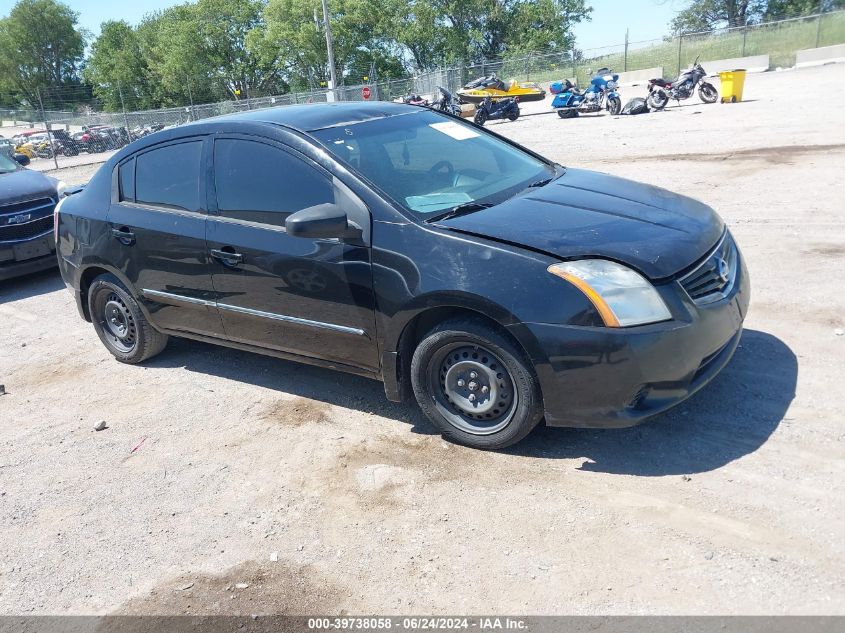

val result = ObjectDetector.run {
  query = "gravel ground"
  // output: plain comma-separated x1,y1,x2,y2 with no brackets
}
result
1,64,843,615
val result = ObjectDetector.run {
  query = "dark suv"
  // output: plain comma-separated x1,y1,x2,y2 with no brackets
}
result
0,151,65,281
56,102,749,449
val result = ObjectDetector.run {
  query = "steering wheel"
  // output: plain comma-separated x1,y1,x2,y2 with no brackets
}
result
428,160,455,183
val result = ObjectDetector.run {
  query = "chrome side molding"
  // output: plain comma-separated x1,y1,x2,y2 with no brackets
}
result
141,288,365,336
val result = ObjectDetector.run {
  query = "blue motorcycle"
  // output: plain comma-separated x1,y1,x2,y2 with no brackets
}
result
550,68,622,119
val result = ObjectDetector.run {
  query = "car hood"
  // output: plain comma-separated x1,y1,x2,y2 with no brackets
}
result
436,168,724,279
0,169,58,205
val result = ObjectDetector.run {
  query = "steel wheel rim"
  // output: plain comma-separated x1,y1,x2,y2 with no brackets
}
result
100,292,137,353
428,343,517,435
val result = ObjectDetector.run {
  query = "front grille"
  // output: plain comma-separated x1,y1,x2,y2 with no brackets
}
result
679,231,738,304
0,197,55,243
0,216,53,242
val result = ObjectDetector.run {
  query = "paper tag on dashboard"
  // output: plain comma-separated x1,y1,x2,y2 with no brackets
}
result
429,121,479,140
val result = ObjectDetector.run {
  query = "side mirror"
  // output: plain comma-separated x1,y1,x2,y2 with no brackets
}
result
14,153,30,167
285,203,358,240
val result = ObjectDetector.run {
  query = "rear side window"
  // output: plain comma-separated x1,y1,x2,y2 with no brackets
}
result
213,139,333,226
135,141,203,212
119,158,135,202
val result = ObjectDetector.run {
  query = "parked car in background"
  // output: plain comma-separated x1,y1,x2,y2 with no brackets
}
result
0,151,66,281
55,102,749,449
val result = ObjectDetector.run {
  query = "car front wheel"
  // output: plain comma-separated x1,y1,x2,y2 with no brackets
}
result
88,273,169,364
411,317,544,449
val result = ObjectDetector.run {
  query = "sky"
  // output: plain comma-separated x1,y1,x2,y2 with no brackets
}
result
0,0,684,52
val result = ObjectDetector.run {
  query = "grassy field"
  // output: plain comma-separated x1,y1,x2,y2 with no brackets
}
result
501,11,845,86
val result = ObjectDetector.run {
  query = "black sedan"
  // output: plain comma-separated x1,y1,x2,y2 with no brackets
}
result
55,102,749,449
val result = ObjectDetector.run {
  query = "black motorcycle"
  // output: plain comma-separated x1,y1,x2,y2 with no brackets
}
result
473,96,520,126
431,86,462,116
647,56,718,110
50,129,81,156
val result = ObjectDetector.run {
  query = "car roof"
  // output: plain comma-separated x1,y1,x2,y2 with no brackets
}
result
195,101,420,132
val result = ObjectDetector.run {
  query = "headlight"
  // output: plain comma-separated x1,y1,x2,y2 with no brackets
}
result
548,260,672,327
606,80,617,90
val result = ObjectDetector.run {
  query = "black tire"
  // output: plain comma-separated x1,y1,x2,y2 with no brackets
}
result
607,96,622,116
699,82,718,104
557,108,578,119
474,110,488,126
410,317,544,450
88,273,168,364
507,108,519,121
647,89,668,111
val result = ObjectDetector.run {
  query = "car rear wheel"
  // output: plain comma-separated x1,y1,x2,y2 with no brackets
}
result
411,317,544,449
88,273,168,364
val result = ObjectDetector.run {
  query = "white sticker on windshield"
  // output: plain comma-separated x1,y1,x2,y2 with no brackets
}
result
429,121,479,140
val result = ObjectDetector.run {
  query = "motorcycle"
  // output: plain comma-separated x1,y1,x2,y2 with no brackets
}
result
474,96,520,126
401,94,429,107
647,56,718,110
48,130,80,156
550,68,622,119
431,86,462,116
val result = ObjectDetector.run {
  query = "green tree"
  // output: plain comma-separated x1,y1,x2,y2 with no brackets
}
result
764,0,845,19
258,0,406,89
670,0,765,33
386,0,447,71
422,0,591,63
84,20,157,111
191,0,286,98
0,0,87,109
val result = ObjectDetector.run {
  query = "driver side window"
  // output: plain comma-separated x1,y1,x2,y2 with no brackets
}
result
213,139,334,227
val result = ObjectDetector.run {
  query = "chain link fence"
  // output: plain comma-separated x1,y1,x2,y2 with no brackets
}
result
2,9,843,172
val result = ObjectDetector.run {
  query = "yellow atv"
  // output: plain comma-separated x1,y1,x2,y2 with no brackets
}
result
13,141,36,160
456,74,546,104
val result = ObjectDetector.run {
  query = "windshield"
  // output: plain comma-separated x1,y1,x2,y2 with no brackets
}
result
0,152,20,174
311,110,551,217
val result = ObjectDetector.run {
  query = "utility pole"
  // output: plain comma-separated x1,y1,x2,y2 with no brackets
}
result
117,81,131,134
624,29,629,72
677,34,683,77
321,0,338,102
815,0,824,48
36,88,59,170
185,76,195,121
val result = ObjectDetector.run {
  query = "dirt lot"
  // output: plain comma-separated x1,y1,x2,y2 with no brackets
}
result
1,64,844,616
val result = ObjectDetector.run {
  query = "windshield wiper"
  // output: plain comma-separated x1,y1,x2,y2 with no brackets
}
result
426,201,494,223
528,176,554,188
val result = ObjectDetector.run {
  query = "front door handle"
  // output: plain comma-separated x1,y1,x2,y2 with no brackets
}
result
111,226,135,245
210,247,244,267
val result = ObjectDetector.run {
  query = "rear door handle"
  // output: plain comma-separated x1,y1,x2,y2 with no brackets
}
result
210,247,244,267
111,226,135,245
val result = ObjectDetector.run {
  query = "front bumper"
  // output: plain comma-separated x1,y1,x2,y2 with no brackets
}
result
517,249,750,428
0,235,57,281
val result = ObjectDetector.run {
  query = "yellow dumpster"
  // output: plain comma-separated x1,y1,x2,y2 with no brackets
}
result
719,69,746,103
